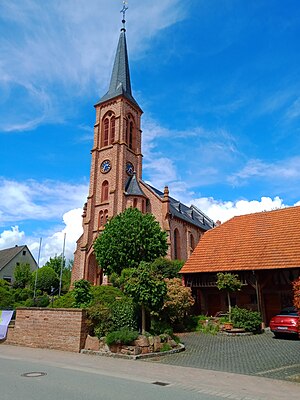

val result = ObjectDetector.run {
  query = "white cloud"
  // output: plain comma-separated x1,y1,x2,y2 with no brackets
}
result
0,178,88,225
230,157,300,186
0,226,25,249
193,196,286,223
0,209,83,266
0,0,184,132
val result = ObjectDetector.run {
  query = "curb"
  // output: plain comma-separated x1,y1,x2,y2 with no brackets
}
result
81,343,185,360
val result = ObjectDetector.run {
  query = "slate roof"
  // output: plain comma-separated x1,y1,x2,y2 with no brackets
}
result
0,245,27,271
125,174,146,197
143,183,215,231
95,30,140,109
181,206,300,274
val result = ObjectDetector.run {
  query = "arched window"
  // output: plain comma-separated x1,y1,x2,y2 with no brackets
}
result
101,180,109,202
174,228,181,260
99,211,104,229
110,116,115,144
133,198,138,208
125,114,135,150
101,112,115,147
190,233,195,251
104,209,108,224
103,118,109,147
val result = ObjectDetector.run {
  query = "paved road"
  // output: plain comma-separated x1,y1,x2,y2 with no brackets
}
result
1,344,299,400
147,330,300,382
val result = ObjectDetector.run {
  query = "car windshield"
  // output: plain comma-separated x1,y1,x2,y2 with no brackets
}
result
279,307,298,316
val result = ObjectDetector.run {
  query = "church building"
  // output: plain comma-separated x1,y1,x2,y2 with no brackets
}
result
71,15,215,286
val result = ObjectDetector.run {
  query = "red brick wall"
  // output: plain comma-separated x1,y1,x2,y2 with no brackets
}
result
5,308,88,353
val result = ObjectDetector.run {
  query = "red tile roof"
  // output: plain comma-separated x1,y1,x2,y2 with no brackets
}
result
181,206,300,274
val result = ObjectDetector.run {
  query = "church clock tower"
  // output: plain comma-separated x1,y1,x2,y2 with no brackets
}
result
72,10,145,285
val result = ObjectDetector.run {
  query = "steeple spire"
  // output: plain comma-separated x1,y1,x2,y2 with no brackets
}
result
96,2,140,108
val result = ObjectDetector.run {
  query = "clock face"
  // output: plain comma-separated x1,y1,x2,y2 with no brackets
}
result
126,162,134,176
100,159,111,174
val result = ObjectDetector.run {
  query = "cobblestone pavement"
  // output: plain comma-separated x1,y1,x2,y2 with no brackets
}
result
145,330,300,382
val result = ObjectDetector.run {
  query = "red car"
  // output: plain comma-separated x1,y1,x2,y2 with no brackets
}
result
269,307,299,338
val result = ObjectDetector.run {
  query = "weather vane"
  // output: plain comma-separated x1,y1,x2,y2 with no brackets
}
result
120,1,128,30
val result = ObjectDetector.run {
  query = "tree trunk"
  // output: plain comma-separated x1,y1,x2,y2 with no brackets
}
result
227,291,232,322
141,304,146,334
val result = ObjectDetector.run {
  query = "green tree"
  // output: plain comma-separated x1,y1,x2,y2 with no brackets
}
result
43,255,73,293
44,255,65,275
123,262,167,334
151,257,184,278
93,208,168,276
0,279,13,309
216,272,242,321
31,266,59,295
13,263,32,288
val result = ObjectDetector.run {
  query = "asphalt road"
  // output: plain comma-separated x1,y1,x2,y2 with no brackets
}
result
1,344,299,400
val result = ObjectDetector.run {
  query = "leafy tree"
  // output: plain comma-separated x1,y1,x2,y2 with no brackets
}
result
31,266,59,295
13,263,32,288
123,262,167,334
0,279,13,309
151,257,184,279
161,278,195,328
216,272,242,321
73,279,93,308
44,255,65,275
93,208,168,276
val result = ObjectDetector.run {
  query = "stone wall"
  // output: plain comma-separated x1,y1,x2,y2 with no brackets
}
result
5,308,88,352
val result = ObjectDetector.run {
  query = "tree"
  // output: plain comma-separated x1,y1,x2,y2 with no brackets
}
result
31,266,59,295
151,257,184,279
13,263,32,288
161,278,195,327
43,256,73,293
94,208,168,276
216,272,242,321
123,262,167,334
73,279,93,308
0,279,13,309
44,255,65,275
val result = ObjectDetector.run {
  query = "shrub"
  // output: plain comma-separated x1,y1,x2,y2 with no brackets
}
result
160,343,172,352
231,307,262,332
25,295,50,308
73,279,93,308
90,285,124,306
111,298,138,331
105,329,139,346
87,304,114,338
151,258,183,278
51,291,75,308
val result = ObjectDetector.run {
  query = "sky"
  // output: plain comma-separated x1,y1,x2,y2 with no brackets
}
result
1,0,300,265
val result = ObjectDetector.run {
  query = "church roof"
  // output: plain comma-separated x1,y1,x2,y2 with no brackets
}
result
181,205,300,274
125,173,146,197
0,245,27,270
144,183,215,231
95,29,140,109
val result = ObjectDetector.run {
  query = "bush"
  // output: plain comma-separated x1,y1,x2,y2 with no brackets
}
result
105,329,139,346
151,258,183,278
25,295,50,308
111,298,138,331
160,343,172,352
87,304,114,338
231,307,262,332
73,279,93,308
12,288,33,303
51,291,75,308
90,285,124,306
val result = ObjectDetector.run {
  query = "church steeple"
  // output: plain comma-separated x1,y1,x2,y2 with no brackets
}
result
96,7,140,109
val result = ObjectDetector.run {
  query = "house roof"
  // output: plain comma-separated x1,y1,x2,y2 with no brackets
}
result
143,182,215,231
181,206,300,274
95,29,140,110
0,245,27,271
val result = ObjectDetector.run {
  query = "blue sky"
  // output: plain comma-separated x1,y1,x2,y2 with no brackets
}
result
1,0,300,264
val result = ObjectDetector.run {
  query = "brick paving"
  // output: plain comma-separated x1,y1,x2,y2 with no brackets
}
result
145,330,300,382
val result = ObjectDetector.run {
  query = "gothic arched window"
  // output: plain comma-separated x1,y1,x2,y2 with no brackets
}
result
99,211,104,229
104,209,108,224
101,112,115,148
174,228,181,260
125,114,136,150
101,180,109,202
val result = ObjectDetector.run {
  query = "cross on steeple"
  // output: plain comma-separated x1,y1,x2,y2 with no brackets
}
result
120,1,128,31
